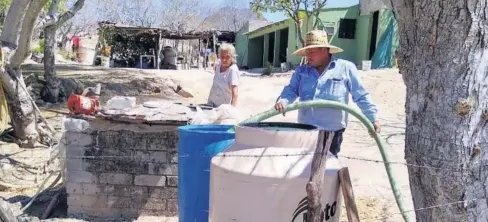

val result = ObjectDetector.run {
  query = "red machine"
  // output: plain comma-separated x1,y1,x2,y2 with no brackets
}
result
67,84,101,115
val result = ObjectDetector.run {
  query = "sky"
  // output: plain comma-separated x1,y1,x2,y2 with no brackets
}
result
217,0,360,22
73,0,361,27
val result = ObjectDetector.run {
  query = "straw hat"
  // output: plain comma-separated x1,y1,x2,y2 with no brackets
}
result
292,30,343,56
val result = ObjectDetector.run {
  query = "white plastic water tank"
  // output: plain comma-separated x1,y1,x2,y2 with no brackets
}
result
209,122,343,222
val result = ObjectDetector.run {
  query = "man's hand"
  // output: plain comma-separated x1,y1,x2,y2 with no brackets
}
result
274,102,286,116
373,120,381,133
369,120,381,137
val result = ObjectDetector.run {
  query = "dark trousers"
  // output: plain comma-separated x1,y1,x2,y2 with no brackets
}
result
326,128,345,156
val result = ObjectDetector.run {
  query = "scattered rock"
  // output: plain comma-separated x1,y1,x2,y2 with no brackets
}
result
0,158,12,170
24,73,39,87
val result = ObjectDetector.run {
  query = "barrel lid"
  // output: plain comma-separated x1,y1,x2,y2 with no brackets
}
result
234,122,319,149
239,122,317,131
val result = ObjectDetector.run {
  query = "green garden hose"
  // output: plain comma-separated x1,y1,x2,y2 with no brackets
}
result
238,100,411,222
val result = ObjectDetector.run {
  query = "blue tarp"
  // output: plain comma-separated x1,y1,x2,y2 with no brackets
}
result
371,15,399,69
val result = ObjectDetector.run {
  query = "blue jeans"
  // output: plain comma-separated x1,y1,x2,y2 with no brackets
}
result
327,128,345,156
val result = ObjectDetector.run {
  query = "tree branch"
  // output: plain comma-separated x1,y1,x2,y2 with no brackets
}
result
40,0,61,28
0,0,31,49
56,0,86,27
10,0,48,68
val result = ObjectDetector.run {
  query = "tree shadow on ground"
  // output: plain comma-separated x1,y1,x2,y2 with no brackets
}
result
4,186,66,221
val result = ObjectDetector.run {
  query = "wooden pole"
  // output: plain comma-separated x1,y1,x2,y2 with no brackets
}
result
339,167,360,222
212,31,216,54
198,39,201,67
306,130,335,222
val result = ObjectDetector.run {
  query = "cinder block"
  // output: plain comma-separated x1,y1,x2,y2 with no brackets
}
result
68,206,136,218
146,132,177,151
139,209,166,216
148,187,177,199
130,186,148,197
148,163,178,175
166,176,177,187
162,164,178,175
107,196,145,209
67,171,97,184
66,146,85,158
84,159,148,174
168,151,178,163
66,158,83,171
106,185,148,198
102,184,115,193
143,198,166,211
99,173,133,185
134,175,166,187
166,199,178,214
64,132,93,146
67,194,107,208
134,151,167,163
82,184,102,195
66,183,82,194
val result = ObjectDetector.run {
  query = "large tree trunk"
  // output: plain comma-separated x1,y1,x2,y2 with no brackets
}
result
392,1,488,221
0,0,50,147
42,24,60,103
0,0,31,50
41,0,85,103
42,0,61,103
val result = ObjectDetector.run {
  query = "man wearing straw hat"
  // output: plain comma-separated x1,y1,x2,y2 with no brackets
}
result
274,30,380,156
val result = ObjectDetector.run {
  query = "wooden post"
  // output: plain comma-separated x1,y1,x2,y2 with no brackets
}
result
339,167,360,222
212,31,216,53
156,32,160,69
198,38,201,67
306,130,335,222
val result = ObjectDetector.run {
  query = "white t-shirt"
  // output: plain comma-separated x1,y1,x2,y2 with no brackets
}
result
207,63,240,107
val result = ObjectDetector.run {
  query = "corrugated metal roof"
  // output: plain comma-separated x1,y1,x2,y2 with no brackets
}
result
248,20,273,32
243,18,290,35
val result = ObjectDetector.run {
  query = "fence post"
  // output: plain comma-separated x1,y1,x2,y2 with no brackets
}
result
306,130,335,222
339,167,360,222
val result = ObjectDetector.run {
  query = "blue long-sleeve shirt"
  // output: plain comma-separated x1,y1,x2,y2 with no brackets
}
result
277,58,378,131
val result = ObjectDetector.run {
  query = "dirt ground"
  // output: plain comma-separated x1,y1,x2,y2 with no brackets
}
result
0,64,413,221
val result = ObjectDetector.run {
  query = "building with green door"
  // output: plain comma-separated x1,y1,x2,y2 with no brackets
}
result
235,5,398,69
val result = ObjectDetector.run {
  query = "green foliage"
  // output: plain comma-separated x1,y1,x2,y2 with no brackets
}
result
100,26,158,60
0,0,11,13
262,61,273,76
32,39,45,54
59,48,75,60
250,0,296,18
250,0,326,21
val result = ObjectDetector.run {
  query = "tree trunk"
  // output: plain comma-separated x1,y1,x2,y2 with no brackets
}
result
0,0,50,147
41,0,85,102
295,19,305,47
41,24,60,103
0,0,31,49
392,1,488,221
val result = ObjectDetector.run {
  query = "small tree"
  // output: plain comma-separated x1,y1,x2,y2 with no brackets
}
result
250,0,327,46
41,0,85,103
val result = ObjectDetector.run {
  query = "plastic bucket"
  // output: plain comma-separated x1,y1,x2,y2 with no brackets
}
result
362,60,372,71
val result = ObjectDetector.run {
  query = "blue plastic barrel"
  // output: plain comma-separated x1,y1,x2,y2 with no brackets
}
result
178,125,236,222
